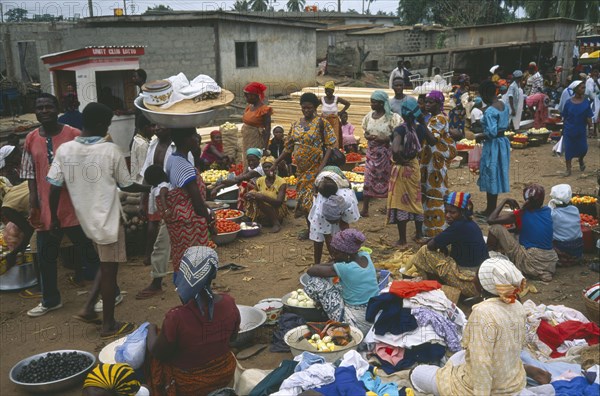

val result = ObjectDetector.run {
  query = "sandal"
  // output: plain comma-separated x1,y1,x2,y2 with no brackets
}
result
100,322,136,340
72,313,102,325
19,288,42,299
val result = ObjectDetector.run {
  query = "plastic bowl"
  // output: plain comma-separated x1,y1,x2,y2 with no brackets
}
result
211,229,239,245
239,222,262,237
284,325,364,362
134,96,216,128
282,291,327,322
253,299,283,325
231,305,267,348
9,350,96,394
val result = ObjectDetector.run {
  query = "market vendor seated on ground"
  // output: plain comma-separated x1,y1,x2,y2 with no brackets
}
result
83,363,148,396
410,192,489,298
487,183,558,282
305,229,379,336
146,246,240,396
200,130,231,170
548,184,584,267
245,156,288,233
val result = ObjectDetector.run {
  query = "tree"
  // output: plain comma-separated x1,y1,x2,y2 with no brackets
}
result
142,4,173,14
397,0,515,26
249,0,269,11
286,0,306,12
5,7,28,22
519,0,599,24
232,0,250,11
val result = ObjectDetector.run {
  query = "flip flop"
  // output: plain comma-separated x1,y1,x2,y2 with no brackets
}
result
135,289,164,300
72,314,102,325
100,322,136,340
19,289,42,299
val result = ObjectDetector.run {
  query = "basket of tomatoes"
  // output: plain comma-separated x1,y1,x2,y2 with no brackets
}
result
581,214,599,228
214,209,245,223
212,219,241,245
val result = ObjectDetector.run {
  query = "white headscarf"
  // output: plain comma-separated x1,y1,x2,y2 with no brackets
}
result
478,255,526,304
0,145,15,169
315,170,349,189
548,184,573,209
558,80,583,112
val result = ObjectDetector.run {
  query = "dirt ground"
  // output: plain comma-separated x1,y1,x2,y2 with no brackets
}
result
1,138,599,395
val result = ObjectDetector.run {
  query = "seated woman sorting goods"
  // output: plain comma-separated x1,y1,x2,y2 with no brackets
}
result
548,184,584,266
213,148,265,211
82,363,147,396
305,229,379,336
487,184,559,282
410,192,489,298
200,130,231,169
410,256,547,396
245,156,288,233
146,246,240,396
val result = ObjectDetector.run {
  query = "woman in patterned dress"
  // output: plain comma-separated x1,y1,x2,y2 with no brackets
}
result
272,92,337,239
159,128,216,274
360,90,402,217
420,90,457,238
241,82,272,165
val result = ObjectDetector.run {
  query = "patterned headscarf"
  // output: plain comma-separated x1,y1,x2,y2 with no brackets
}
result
244,82,267,101
316,170,349,189
331,228,366,254
260,155,276,165
444,191,473,217
478,255,526,304
176,246,219,320
324,81,335,90
83,363,140,395
523,183,545,209
246,147,263,159
371,90,392,120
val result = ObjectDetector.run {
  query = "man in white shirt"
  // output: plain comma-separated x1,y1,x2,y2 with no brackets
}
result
389,60,404,89
506,70,524,130
130,115,154,183
470,97,484,133
48,102,150,338
585,66,599,136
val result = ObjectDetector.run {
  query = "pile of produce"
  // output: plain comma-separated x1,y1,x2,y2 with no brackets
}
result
228,163,244,176
301,322,353,352
378,250,418,277
528,127,549,134
504,131,515,138
215,219,240,234
345,152,363,162
352,166,365,173
307,334,338,352
220,122,240,163
572,196,598,205
511,141,527,149
351,183,364,193
285,176,297,186
214,209,243,220
343,172,365,183
286,189,297,200
286,289,316,308
119,192,146,242
580,214,598,227
201,169,229,184
240,222,260,231
456,139,476,150
16,352,92,383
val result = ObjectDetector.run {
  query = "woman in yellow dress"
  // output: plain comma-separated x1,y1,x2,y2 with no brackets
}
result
245,156,288,233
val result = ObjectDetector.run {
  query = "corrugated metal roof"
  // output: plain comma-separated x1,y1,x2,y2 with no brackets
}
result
348,25,446,35
318,23,382,32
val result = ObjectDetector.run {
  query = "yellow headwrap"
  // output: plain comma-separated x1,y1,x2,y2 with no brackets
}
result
260,156,276,165
324,81,335,90
83,363,140,395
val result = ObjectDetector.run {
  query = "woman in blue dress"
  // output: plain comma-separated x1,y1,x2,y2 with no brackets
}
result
561,80,594,176
475,80,511,217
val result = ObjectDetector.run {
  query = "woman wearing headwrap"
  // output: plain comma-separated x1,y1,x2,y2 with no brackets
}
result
411,256,528,396
147,247,240,396
242,82,272,165
83,363,145,396
245,156,288,233
360,90,402,217
525,62,543,96
306,229,379,335
561,80,593,176
525,92,550,129
388,98,429,249
409,192,488,297
271,92,337,238
548,184,584,266
475,80,511,217
321,81,351,149
487,184,558,281
199,130,230,169
158,128,216,273
420,90,457,237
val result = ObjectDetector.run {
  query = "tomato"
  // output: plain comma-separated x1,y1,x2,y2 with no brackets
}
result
286,189,297,199
346,153,362,162
215,209,243,220
216,219,240,234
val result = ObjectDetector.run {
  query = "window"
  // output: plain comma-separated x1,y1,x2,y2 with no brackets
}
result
95,70,136,112
235,42,258,68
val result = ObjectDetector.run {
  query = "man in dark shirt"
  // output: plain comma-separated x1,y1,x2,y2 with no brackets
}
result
268,125,290,176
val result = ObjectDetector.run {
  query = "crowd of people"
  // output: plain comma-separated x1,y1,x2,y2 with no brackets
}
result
0,61,598,395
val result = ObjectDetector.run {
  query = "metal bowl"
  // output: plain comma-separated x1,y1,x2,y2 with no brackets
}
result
231,305,267,348
211,229,240,245
9,350,96,394
215,209,245,223
134,96,216,128
282,292,328,322
0,260,38,291
214,199,238,209
284,325,364,362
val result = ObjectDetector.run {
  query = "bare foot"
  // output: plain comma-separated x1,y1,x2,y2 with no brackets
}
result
562,170,571,177
270,224,282,233
360,210,369,218
413,237,429,246
394,242,409,251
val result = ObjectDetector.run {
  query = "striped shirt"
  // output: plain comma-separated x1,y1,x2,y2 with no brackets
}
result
166,153,196,188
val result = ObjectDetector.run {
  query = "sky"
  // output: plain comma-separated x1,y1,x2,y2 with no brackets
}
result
1,0,400,18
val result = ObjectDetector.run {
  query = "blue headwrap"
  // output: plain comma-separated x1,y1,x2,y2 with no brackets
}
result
400,97,422,120
246,147,263,159
176,246,219,320
473,97,483,106
370,90,392,120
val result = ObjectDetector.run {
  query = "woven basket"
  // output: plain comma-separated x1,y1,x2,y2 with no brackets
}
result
583,291,600,325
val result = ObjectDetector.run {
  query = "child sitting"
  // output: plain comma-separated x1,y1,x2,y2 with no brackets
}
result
308,171,360,264
144,165,172,220
548,184,583,266
340,111,358,153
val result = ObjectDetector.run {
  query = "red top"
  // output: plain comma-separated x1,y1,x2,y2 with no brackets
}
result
161,293,240,370
22,125,81,231
389,280,442,298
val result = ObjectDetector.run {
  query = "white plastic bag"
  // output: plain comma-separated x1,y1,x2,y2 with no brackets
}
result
115,322,149,369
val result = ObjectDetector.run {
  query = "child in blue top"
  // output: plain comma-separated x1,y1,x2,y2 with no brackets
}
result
305,229,379,335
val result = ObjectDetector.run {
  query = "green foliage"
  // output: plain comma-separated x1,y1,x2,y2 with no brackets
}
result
5,7,28,22
142,4,173,15
249,0,269,11
232,0,250,11
286,0,306,12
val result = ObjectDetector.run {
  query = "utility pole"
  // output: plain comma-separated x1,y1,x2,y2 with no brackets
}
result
123,0,127,15
0,3,4,23
338,0,341,12
88,0,94,17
